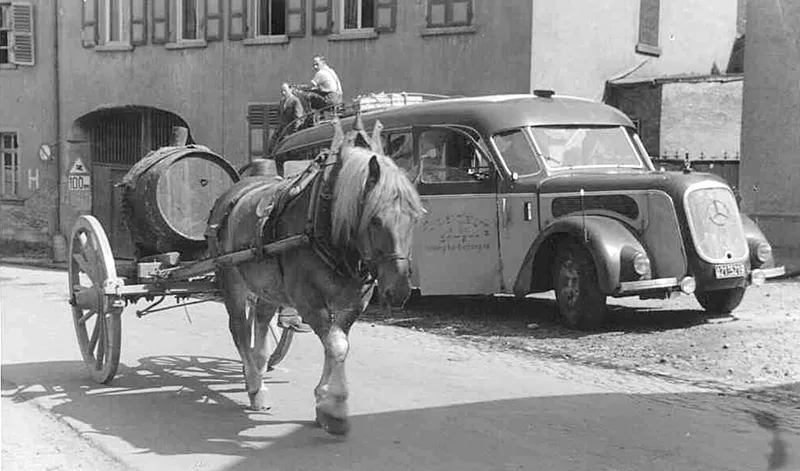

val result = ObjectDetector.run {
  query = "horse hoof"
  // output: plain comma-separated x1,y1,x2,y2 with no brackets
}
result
315,408,350,436
248,390,272,411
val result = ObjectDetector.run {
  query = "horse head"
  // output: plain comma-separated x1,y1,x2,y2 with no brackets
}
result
331,118,424,307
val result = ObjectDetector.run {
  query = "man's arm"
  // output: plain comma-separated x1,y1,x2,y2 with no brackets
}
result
292,97,304,119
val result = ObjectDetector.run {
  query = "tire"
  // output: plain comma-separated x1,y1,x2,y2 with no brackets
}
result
695,287,746,314
552,240,608,330
68,215,123,384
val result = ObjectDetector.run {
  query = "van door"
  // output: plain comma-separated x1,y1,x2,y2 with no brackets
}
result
411,126,502,295
491,128,543,294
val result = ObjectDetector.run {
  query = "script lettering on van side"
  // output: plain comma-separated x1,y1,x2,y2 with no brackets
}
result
421,213,494,254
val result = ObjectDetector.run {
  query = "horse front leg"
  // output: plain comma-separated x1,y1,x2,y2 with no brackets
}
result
313,315,352,436
220,270,272,411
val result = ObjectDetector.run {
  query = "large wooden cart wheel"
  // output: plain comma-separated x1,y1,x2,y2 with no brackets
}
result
68,215,124,384
245,294,294,373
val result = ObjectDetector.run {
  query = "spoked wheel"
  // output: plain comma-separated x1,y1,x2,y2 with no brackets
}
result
68,215,124,384
244,294,295,373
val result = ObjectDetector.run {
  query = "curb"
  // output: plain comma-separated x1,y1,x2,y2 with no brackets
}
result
0,258,68,271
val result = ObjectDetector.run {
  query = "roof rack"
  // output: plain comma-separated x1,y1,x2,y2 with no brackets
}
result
340,91,452,118
271,91,453,148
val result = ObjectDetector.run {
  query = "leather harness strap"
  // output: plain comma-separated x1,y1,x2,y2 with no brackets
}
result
259,148,369,282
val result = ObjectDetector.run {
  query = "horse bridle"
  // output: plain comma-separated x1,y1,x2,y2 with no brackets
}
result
359,252,412,284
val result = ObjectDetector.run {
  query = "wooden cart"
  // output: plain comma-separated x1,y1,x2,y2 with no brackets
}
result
67,214,307,384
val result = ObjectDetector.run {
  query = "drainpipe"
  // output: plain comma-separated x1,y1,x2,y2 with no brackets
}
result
51,0,66,262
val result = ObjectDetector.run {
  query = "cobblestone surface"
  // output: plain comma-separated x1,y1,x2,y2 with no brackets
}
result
362,279,800,413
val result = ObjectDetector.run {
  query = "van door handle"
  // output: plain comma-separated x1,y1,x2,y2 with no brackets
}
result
524,201,533,221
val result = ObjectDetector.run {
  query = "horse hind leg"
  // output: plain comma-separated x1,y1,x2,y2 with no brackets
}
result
250,297,280,375
219,269,272,411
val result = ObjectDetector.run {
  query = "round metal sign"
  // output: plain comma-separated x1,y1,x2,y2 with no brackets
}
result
38,143,52,162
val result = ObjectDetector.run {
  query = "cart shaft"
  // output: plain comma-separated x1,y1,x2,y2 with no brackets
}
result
157,234,309,281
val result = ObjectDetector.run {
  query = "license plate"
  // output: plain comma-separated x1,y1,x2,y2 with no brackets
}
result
714,262,745,279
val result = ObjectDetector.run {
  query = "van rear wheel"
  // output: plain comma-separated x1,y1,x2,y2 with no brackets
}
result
553,240,608,330
695,287,746,314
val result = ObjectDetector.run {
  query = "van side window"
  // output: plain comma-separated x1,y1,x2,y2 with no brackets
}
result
382,131,416,179
493,129,540,176
419,128,492,184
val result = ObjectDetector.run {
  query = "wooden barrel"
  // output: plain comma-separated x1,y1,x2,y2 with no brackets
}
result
120,145,240,260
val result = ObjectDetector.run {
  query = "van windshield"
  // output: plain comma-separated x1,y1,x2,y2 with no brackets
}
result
529,126,645,170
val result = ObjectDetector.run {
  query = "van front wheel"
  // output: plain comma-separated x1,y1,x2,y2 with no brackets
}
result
553,241,608,330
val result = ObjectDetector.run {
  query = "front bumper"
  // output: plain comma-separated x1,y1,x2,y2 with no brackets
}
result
615,265,786,296
750,266,786,284
617,276,695,295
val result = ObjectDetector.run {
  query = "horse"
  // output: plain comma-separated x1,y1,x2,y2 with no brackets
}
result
211,117,424,435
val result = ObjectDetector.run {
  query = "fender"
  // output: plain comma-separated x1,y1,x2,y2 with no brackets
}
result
740,213,776,268
512,215,649,296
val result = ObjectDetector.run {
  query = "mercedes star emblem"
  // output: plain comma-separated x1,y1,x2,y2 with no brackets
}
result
708,199,731,226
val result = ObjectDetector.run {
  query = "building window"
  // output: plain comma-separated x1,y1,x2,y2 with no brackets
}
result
178,0,200,40
427,0,472,28
636,0,661,56
1,132,19,198
0,4,11,64
255,0,286,36
342,0,374,30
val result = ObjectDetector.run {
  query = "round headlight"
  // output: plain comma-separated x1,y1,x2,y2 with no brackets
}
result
679,276,696,294
756,241,772,263
633,252,651,276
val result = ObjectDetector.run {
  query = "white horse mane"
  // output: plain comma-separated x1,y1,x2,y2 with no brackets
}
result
331,145,424,248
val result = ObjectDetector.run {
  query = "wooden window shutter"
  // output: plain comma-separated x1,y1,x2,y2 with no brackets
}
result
152,0,170,44
248,104,267,126
131,0,148,45
451,0,472,26
82,0,98,48
286,0,306,38
375,0,396,33
11,2,34,66
312,0,332,36
248,104,268,158
638,0,660,48
266,103,280,127
229,0,247,40
427,0,446,27
205,0,223,41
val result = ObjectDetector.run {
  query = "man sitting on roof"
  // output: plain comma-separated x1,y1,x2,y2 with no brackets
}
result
294,55,343,117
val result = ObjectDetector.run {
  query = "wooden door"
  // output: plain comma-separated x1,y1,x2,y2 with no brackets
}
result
93,163,135,259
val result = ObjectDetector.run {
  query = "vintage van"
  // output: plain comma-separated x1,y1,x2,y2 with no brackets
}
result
269,92,785,330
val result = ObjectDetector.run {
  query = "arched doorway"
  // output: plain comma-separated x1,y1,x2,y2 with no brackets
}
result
73,106,190,259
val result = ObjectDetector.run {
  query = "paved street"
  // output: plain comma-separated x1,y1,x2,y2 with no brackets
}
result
1,264,798,471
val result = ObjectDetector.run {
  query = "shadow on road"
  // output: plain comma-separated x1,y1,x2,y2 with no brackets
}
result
2,357,797,471
365,296,732,340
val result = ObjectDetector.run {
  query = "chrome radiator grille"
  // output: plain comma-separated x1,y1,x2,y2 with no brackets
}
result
684,185,748,263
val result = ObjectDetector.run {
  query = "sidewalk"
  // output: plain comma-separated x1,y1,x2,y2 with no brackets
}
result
0,256,67,271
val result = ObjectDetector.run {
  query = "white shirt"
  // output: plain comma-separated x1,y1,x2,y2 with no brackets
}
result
312,66,342,95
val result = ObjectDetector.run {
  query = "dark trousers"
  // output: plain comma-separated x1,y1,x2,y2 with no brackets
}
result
303,91,341,113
